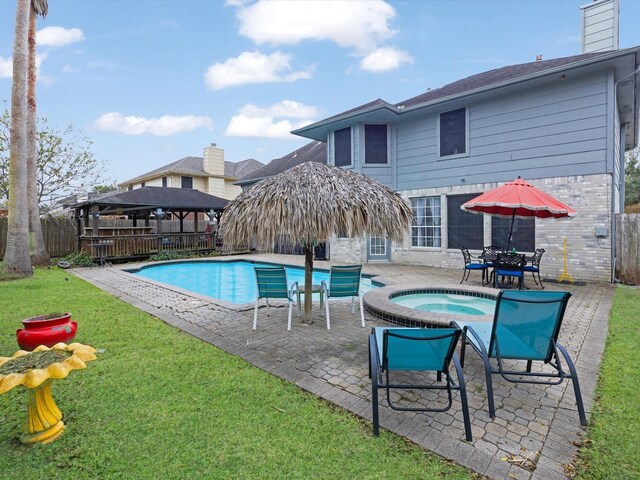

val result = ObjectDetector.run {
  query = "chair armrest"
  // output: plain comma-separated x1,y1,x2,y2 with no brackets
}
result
289,281,299,299
320,280,328,297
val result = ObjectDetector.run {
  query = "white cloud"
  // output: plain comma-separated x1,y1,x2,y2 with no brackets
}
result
37,26,85,47
0,57,12,78
233,0,397,53
359,47,413,72
225,100,318,139
205,51,312,90
94,112,213,136
62,64,76,74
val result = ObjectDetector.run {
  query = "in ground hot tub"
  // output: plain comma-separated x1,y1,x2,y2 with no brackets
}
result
363,284,498,327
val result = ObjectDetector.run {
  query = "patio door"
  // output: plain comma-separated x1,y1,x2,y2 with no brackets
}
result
367,236,390,262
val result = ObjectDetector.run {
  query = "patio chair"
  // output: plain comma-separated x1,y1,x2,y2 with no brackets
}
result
452,290,587,426
493,253,526,289
481,245,503,284
369,327,472,441
524,248,545,288
321,265,364,330
460,247,488,286
253,267,298,331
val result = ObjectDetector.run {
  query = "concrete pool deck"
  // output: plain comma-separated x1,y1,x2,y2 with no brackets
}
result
72,253,613,480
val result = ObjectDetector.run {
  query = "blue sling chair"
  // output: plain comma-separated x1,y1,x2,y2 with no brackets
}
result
452,290,587,426
368,327,473,441
321,265,365,330
253,267,298,331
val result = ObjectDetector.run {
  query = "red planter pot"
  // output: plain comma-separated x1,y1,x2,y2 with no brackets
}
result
16,313,78,351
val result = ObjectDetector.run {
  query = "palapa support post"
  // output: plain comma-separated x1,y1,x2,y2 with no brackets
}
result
557,237,574,283
304,244,314,322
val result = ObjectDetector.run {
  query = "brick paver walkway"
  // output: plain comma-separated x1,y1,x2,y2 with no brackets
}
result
72,253,613,480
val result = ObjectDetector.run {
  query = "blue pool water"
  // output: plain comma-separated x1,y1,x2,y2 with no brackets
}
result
391,293,495,316
132,261,374,304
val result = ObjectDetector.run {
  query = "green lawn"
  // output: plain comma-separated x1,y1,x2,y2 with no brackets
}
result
575,285,640,479
0,268,473,479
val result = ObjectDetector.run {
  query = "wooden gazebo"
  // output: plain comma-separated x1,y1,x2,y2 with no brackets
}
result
70,187,228,262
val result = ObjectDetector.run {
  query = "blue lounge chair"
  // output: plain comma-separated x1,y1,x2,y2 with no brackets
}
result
321,265,364,330
369,327,472,441
253,266,298,331
452,290,587,426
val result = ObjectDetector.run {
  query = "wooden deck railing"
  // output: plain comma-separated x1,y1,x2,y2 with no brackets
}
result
80,233,216,261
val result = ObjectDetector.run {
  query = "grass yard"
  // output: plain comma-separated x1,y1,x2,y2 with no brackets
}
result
0,268,473,480
575,285,640,479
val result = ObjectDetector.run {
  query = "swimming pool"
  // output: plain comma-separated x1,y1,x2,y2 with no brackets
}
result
391,293,496,316
130,260,375,305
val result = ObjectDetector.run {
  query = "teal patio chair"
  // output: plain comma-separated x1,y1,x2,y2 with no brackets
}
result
452,290,587,426
369,327,472,441
253,266,298,331
321,265,364,330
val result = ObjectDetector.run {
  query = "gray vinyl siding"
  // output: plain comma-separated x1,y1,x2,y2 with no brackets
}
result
396,72,610,191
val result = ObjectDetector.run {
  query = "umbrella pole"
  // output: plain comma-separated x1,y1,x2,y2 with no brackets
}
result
506,211,515,251
304,244,313,322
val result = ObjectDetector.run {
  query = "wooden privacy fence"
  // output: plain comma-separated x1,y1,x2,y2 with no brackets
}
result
616,214,640,285
0,217,77,259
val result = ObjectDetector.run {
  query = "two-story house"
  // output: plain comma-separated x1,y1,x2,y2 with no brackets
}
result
119,144,263,201
293,0,639,282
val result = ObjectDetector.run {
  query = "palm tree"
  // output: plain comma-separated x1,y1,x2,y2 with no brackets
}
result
4,0,31,275
27,0,49,265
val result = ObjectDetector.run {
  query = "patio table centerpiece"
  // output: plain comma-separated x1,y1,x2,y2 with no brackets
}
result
0,343,97,444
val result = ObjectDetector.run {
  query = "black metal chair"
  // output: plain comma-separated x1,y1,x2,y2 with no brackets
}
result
481,245,503,284
494,253,526,290
524,248,545,288
460,247,488,286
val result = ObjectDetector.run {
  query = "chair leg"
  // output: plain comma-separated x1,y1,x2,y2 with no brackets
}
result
460,269,467,284
481,354,496,418
538,271,544,289
351,296,355,314
325,297,331,330
452,354,473,442
556,343,588,426
253,299,259,330
287,300,293,331
359,296,365,327
266,298,270,316
369,335,380,436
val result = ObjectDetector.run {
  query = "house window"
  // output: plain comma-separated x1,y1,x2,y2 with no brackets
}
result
141,182,145,187
127,185,132,191
447,194,483,250
162,176,167,187
334,127,351,167
364,124,388,164
411,197,441,247
181,176,193,189
491,217,535,252
439,107,467,158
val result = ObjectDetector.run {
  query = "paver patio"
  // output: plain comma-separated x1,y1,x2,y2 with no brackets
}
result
72,253,613,480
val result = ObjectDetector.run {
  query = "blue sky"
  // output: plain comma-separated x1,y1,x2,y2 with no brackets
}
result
1,0,639,184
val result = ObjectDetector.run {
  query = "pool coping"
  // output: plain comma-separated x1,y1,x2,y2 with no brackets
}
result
363,283,498,327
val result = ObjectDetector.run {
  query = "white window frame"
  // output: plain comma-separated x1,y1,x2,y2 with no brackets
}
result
436,107,469,160
410,196,442,248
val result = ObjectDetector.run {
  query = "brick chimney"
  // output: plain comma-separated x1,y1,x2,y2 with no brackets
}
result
203,143,224,176
580,0,619,53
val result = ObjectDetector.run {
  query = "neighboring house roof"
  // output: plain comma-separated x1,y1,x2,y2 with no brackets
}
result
293,47,640,142
119,156,263,186
71,186,228,212
236,141,327,186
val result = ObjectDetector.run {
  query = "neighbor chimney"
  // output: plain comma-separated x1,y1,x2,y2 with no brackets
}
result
536,55,543,62
580,0,619,53
203,144,224,175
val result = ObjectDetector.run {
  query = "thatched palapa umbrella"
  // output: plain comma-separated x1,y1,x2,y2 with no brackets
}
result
219,162,413,322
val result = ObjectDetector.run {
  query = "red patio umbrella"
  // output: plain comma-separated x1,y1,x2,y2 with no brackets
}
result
461,177,576,251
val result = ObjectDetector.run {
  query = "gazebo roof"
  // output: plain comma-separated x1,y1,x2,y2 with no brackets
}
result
71,186,228,213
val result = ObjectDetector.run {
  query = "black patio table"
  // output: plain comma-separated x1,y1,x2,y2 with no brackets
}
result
478,251,534,289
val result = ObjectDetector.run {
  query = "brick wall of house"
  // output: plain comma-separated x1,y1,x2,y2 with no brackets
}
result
329,173,612,283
